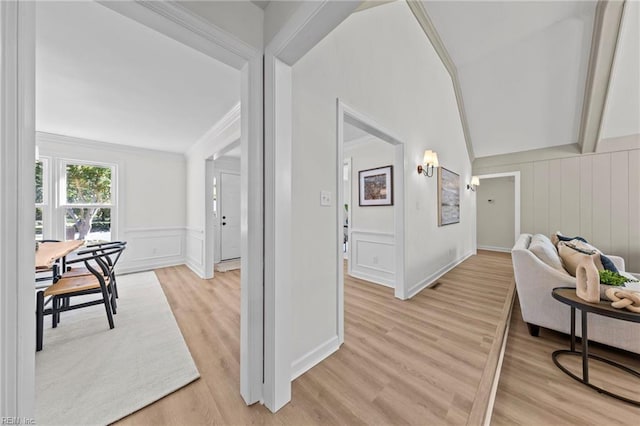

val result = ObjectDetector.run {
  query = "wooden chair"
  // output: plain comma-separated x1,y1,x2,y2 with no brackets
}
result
36,244,126,351
62,241,127,298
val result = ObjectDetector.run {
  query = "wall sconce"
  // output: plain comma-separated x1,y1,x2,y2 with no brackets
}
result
417,150,439,177
467,176,480,191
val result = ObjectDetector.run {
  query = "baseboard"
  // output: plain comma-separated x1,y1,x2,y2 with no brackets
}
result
185,260,205,279
291,335,340,381
477,245,512,253
347,270,394,288
406,251,474,298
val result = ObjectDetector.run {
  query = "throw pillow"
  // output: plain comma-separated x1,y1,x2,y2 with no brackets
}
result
551,231,588,245
600,254,620,274
558,240,605,276
529,234,565,272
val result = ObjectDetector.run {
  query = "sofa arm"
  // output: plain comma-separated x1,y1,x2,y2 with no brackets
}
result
606,255,625,272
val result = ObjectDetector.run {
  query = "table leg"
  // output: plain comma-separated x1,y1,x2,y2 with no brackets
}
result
570,306,576,352
582,310,589,384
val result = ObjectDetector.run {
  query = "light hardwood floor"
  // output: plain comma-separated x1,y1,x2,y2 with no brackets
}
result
117,251,514,425
492,300,640,425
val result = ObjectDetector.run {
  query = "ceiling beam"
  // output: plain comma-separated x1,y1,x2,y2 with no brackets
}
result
354,1,397,13
579,0,626,154
406,0,475,162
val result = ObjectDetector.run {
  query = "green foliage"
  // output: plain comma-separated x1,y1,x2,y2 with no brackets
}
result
35,161,43,204
66,164,111,204
599,270,638,286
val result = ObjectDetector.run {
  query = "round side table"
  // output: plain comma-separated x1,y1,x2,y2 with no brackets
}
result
551,287,640,406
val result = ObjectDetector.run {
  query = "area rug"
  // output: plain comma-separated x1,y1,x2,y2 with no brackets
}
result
36,271,200,425
215,259,241,272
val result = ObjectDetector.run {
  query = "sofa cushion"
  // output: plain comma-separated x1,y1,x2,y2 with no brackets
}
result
558,240,605,276
529,234,565,272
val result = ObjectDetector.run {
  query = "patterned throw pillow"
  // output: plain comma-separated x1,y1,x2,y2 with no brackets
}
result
551,233,619,274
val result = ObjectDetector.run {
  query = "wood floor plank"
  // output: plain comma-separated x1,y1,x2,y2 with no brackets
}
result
492,300,640,425
116,251,519,425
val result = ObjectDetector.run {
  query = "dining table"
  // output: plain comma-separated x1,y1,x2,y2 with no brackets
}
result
35,240,84,281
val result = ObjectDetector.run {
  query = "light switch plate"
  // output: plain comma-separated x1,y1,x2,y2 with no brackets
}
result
320,190,332,206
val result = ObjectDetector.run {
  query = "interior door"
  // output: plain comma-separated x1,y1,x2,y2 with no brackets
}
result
220,172,241,260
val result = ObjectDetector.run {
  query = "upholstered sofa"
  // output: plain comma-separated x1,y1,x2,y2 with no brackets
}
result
512,233,640,354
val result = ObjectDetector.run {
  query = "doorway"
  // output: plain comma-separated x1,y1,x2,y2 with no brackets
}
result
220,172,241,261
476,172,521,252
336,100,406,344
208,141,243,272
343,128,396,288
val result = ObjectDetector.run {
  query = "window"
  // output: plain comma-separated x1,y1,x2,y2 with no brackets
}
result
35,160,48,240
212,176,218,217
61,162,115,242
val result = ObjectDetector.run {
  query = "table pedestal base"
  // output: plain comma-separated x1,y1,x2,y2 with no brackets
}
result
552,349,640,407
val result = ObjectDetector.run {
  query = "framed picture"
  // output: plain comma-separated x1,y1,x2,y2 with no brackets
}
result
438,167,460,226
359,165,393,206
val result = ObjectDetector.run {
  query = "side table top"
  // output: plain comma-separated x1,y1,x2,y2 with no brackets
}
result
552,287,640,323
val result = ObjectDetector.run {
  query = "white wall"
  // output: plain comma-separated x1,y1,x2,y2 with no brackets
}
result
185,108,240,277
37,132,187,273
345,137,395,233
476,177,515,251
345,137,397,287
474,148,640,272
291,1,473,367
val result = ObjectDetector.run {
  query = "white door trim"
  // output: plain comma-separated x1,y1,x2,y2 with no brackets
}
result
337,100,407,317
263,0,359,413
0,0,36,417
476,172,521,245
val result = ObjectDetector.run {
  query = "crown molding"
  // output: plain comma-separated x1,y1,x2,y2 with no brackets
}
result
187,102,241,157
36,132,185,157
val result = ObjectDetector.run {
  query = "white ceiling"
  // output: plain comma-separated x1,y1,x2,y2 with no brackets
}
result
36,1,241,153
423,1,597,158
250,1,271,10
601,0,640,140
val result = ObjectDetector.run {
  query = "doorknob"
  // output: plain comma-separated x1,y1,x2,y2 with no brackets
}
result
222,222,227,226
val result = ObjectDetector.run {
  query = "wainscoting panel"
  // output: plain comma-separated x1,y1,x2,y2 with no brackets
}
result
349,230,395,287
185,228,206,278
118,227,186,274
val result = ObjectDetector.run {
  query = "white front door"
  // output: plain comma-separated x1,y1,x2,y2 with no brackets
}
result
220,172,241,260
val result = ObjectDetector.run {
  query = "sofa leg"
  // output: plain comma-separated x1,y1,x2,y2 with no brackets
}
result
527,323,540,337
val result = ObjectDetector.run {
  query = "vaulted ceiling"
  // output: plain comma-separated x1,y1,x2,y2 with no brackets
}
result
422,1,598,158
36,1,240,153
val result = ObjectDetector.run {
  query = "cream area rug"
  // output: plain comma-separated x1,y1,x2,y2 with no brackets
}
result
215,258,241,272
36,271,200,425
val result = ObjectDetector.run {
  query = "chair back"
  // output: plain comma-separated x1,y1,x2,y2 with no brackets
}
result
68,244,127,285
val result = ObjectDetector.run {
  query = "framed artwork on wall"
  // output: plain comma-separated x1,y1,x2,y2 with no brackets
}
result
438,167,460,226
359,165,393,206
